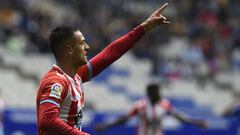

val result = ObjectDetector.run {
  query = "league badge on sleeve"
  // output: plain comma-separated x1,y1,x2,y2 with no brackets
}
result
50,83,62,99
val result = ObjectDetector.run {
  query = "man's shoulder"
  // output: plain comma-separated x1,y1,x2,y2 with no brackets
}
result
159,98,172,111
39,69,68,87
160,98,171,104
134,98,147,108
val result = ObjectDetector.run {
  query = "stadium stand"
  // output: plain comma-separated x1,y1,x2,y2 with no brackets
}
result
1,0,240,135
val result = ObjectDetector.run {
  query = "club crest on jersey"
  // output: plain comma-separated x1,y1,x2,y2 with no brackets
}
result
50,83,62,99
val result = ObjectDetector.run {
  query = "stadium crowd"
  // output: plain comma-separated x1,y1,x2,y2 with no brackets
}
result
0,0,240,85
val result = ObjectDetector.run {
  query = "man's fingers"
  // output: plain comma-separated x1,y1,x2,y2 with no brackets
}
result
154,16,170,24
163,20,171,24
156,3,168,14
161,15,167,20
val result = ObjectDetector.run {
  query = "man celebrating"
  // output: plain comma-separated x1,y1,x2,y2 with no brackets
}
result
36,3,170,135
95,83,208,135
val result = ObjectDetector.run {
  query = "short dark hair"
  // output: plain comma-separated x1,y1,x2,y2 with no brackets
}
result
48,25,79,54
147,83,159,94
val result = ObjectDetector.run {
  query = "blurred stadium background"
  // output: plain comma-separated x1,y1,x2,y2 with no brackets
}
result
0,0,240,135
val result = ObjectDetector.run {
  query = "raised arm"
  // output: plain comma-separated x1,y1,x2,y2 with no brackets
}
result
78,3,170,82
140,3,170,32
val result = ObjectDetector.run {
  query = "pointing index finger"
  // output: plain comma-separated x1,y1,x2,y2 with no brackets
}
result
157,3,168,13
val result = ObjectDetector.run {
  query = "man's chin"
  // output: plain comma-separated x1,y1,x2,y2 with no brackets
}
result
82,60,88,65
78,61,88,67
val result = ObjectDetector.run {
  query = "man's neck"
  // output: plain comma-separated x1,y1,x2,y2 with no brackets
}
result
150,98,161,106
57,62,77,78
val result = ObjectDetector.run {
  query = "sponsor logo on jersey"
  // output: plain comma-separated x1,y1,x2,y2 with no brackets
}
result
50,83,62,99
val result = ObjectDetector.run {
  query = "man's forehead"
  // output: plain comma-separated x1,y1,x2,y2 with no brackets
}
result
74,31,85,41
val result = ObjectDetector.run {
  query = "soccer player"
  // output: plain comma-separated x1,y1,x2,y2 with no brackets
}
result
95,83,208,135
36,3,170,135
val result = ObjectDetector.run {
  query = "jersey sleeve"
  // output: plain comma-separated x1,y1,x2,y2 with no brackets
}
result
38,77,89,134
39,103,89,135
128,100,145,116
77,25,145,83
77,62,92,83
160,99,173,113
39,77,68,108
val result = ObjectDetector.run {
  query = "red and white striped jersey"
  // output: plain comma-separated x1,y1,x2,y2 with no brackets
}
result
128,98,172,135
36,25,145,135
36,64,91,134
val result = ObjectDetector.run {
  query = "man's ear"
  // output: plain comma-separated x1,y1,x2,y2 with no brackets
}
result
65,44,73,55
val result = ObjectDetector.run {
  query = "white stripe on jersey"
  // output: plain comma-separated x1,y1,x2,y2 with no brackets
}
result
40,99,60,107
52,64,86,130
59,87,72,122
66,75,83,112
136,99,169,135
65,75,84,130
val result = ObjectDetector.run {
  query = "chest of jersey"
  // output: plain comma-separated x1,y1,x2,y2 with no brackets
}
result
139,102,169,119
59,75,85,129
137,100,170,134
